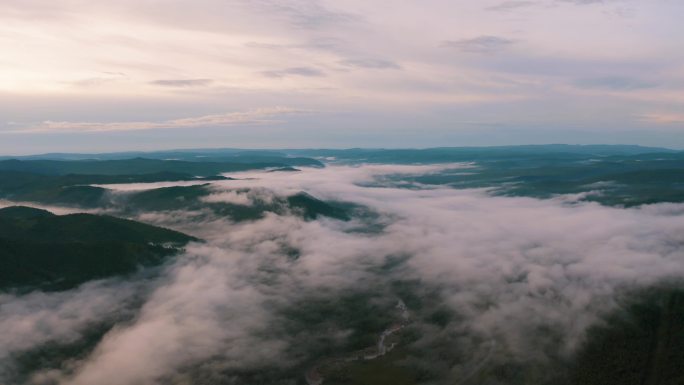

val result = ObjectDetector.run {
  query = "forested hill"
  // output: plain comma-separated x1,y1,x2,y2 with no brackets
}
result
0,206,197,292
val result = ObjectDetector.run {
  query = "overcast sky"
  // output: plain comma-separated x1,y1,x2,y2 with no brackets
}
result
1,0,683,153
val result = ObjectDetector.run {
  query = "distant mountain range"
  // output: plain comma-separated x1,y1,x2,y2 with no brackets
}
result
0,157,322,176
1,144,679,162
287,145,683,164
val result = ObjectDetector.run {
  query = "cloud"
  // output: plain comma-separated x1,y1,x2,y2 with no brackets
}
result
638,113,684,125
486,1,538,12
1,0,682,150
338,58,402,70
557,0,609,4
149,79,213,87
245,37,344,52
574,76,659,91
70,72,128,88
11,107,308,133
260,67,325,78
2,163,684,383
0,280,143,378
59,247,285,385
241,0,360,29
201,189,255,205
442,36,516,53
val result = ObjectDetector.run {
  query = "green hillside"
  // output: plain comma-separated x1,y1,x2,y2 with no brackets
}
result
571,286,684,385
123,185,351,221
0,170,228,207
0,206,197,292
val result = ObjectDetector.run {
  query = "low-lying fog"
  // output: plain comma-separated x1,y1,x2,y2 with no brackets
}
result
2,163,684,384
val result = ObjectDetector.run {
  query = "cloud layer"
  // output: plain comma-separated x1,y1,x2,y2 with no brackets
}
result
13,107,306,133
2,164,684,383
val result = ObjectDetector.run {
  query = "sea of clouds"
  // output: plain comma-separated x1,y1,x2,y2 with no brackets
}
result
2,163,684,384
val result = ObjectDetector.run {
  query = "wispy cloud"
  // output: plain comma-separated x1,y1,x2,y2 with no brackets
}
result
150,79,213,87
338,58,401,70
242,0,360,29
442,35,516,53
558,0,609,4
639,113,684,125
12,107,308,133
70,72,128,87
486,1,538,12
574,76,658,91
261,67,325,78
0,0,682,149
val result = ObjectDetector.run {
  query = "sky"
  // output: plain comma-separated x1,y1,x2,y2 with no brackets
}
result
1,0,683,154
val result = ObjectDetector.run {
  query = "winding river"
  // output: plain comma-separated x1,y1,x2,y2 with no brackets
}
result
304,299,410,385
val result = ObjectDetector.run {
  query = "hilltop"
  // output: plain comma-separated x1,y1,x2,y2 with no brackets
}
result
0,206,197,292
